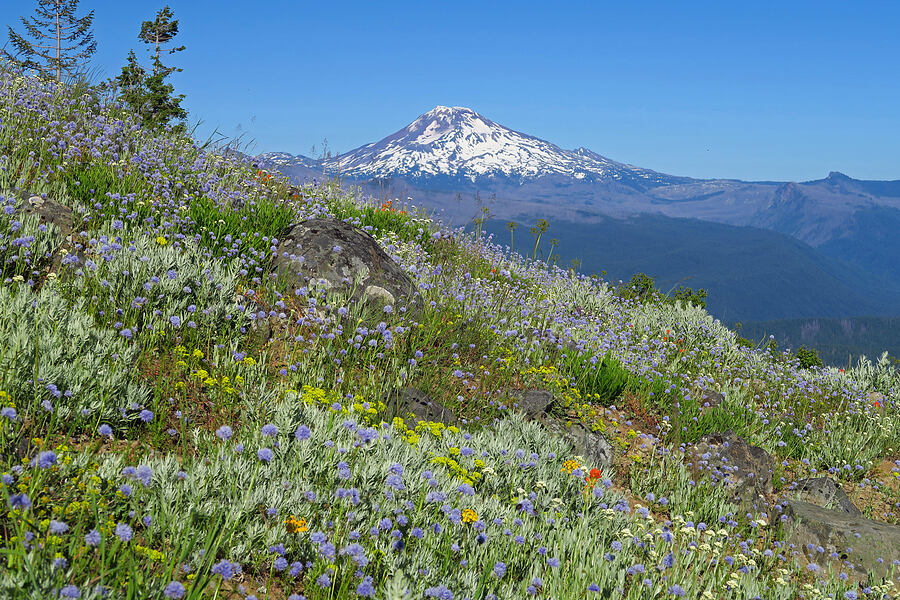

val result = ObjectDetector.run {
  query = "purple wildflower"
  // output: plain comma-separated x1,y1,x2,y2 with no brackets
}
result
163,581,185,599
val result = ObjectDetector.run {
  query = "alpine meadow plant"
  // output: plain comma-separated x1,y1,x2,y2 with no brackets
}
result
1,60,900,600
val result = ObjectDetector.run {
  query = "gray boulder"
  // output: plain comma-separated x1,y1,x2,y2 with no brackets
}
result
272,219,422,321
507,389,555,418
783,477,861,516
534,412,613,472
699,390,725,411
14,194,78,276
19,194,74,237
384,387,456,426
781,499,900,581
688,430,774,508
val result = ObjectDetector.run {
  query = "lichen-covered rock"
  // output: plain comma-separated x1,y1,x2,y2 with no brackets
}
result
272,218,422,322
14,194,80,276
781,499,900,581
534,412,613,472
783,477,861,516
384,387,456,425
688,430,774,509
19,194,74,237
699,390,725,411
507,389,555,417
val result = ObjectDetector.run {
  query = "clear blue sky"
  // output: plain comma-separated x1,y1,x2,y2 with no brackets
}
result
2,0,899,182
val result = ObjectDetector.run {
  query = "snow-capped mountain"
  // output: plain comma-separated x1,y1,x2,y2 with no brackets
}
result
260,106,686,185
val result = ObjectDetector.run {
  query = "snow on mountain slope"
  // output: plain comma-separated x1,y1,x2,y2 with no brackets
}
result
262,106,684,185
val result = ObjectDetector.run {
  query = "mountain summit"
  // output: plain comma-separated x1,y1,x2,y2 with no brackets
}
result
263,106,680,185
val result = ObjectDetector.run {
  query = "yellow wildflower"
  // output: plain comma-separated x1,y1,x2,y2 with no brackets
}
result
561,459,580,474
285,515,309,533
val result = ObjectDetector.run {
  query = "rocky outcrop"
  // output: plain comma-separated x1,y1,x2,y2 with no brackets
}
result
271,218,422,322
783,477,861,516
534,412,613,472
19,194,74,237
507,389,554,418
13,194,79,276
384,387,456,425
781,499,900,581
687,430,774,509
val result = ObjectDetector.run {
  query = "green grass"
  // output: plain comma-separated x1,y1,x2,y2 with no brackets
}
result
1,65,900,600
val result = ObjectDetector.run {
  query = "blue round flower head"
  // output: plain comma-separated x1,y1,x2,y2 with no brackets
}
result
98,424,113,437
136,465,153,486
211,559,241,580
85,529,101,546
163,581,185,599
356,576,375,597
49,520,68,534
215,425,233,441
295,424,312,440
37,451,57,469
257,448,274,463
115,522,133,542
59,585,80,599
261,423,278,437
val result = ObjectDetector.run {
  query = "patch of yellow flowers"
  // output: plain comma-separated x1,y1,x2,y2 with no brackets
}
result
285,515,309,533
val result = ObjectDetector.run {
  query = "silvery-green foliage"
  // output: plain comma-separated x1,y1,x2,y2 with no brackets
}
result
100,398,638,596
630,298,737,359
66,231,250,335
382,570,411,599
629,446,738,526
845,351,899,397
0,284,149,422
805,409,900,476
0,195,61,280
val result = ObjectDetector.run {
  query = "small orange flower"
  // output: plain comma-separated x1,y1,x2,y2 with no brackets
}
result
584,468,603,488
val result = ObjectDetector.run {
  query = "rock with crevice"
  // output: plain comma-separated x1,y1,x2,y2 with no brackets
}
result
12,194,81,276
507,389,555,418
384,387,456,426
271,218,422,323
19,194,74,237
699,390,725,411
780,499,900,581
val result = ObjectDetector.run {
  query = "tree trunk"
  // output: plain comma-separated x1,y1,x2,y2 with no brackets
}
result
55,0,61,81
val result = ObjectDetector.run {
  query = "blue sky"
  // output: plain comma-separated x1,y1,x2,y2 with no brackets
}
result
2,0,899,181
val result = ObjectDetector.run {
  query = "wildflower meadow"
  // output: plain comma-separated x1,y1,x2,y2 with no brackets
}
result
2,63,900,600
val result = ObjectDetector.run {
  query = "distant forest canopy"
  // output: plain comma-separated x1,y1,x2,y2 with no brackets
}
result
734,316,900,369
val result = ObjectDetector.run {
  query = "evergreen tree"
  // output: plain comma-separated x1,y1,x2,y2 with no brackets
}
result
138,5,184,77
113,6,187,132
4,0,96,82
114,50,147,111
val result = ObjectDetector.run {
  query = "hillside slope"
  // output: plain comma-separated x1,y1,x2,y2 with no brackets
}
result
3,70,900,600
